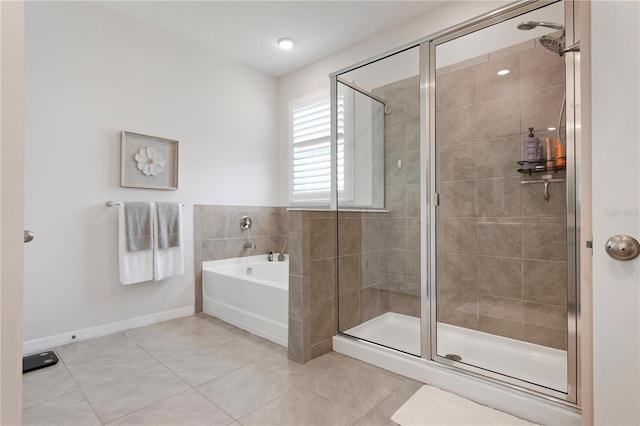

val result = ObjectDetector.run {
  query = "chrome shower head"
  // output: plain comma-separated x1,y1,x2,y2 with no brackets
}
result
517,20,565,31
539,34,566,55
517,20,566,56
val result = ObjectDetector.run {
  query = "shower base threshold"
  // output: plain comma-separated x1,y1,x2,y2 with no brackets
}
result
344,312,567,392
345,312,420,355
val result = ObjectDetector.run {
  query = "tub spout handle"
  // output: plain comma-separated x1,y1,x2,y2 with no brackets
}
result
278,241,287,261
244,242,256,249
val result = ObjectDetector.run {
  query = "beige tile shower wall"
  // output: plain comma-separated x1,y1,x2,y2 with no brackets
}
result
194,205,288,312
288,211,338,363
435,39,568,350
368,76,422,320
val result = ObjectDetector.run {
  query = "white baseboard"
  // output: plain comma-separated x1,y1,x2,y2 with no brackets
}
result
23,305,194,355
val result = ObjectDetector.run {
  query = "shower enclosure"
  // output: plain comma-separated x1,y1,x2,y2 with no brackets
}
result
332,0,580,413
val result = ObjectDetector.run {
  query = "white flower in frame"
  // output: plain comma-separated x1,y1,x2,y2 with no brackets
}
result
135,146,166,176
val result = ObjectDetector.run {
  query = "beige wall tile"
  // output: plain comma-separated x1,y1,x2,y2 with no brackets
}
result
476,177,522,218
522,182,567,216
288,211,302,233
406,218,420,251
289,275,309,321
361,252,380,288
477,95,521,139
202,239,227,262
448,53,488,72
488,39,535,60
436,67,476,111
225,207,262,238
405,150,421,184
310,258,336,303
478,256,522,299
522,217,567,260
437,289,479,330
310,339,333,359
384,122,406,154
227,236,269,258
478,295,523,339
310,298,336,345
523,260,567,305
436,104,477,146
386,152,407,185
439,180,476,217
338,255,360,296
360,288,380,322
476,136,521,179
287,318,305,363
477,221,522,257
476,54,521,102
406,183,420,218
201,206,227,239
338,217,361,255
388,291,408,315
310,218,336,260
386,184,407,217
521,45,565,92
441,253,477,292
439,218,478,255
379,249,405,275
439,142,476,181
338,291,361,331
523,301,567,350
521,85,565,134
405,250,420,284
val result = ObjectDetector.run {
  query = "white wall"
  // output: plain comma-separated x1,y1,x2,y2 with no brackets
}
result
24,2,278,342
275,0,510,204
1,1,25,422
591,1,640,424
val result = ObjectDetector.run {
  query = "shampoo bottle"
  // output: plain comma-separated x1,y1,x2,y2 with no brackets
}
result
545,138,554,170
522,127,540,170
555,139,566,168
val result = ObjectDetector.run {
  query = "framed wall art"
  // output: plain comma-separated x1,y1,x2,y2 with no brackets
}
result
121,131,179,190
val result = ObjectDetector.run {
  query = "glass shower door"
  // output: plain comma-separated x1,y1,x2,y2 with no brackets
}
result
335,47,422,356
431,0,576,399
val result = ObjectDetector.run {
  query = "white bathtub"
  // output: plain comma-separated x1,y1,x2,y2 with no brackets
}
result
202,255,288,347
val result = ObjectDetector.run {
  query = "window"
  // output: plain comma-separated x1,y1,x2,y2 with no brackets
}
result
290,94,345,204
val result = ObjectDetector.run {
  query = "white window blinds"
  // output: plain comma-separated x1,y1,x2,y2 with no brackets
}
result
291,97,344,203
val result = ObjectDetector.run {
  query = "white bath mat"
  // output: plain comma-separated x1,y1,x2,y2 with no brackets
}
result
391,385,539,426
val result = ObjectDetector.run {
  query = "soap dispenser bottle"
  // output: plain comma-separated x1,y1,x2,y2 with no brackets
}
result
522,127,540,170
268,251,273,262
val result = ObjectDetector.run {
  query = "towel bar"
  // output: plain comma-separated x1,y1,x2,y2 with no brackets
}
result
106,201,184,207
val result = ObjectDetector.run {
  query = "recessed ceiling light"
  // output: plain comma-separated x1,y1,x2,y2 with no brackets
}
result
548,127,557,131
277,38,295,50
497,69,510,76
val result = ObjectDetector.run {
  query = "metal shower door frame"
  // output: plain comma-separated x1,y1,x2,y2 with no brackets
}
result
423,0,580,404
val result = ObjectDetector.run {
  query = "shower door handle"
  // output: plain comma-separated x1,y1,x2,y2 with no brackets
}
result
605,235,640,261
24,230,34,243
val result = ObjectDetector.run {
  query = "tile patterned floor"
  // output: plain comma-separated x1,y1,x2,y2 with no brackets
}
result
22,313,422,425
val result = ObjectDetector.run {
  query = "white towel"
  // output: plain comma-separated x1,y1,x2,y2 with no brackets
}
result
119,202,154,285
153,202,184,281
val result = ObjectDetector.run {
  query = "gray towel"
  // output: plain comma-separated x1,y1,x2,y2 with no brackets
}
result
156,202,181,249
124,202,152,252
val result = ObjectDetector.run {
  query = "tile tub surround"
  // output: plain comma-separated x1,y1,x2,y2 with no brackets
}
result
22,313,424,426
194,205,288,312
435,39,568,349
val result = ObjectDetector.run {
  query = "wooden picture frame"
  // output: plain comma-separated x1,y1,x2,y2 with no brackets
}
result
121,131,179,190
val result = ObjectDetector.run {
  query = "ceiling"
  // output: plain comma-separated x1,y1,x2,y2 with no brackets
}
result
95,1,448,77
